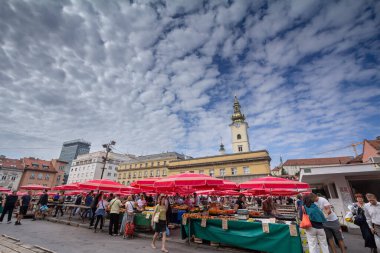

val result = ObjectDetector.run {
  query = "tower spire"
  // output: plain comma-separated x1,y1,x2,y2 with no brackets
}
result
231,96,246,123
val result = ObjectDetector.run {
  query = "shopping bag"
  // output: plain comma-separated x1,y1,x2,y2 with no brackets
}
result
300,207,312,229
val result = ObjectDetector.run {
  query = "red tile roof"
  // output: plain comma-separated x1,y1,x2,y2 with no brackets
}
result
367,139,380,151
22,157,57,173
0,157,23,170
283,156,353,166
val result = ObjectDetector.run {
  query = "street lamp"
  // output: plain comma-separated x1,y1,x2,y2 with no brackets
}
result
100,140,116,179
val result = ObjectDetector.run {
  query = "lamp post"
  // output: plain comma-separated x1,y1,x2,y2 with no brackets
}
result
100,140,116,179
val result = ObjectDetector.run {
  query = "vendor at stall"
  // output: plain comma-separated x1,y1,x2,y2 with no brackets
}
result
234,194,247,211
137,194,147,211
262,196,277,217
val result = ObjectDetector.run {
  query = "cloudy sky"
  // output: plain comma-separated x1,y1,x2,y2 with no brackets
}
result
1,0,379,166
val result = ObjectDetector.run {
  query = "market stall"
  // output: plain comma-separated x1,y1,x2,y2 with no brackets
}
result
181,215,302,253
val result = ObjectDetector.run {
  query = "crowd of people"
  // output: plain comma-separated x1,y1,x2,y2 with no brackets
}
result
0,189,379,253
299,192,379,253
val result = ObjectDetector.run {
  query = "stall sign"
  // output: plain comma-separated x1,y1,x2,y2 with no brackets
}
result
289,224,298,236
182,216,187,225
201,218,207,227
262,223,270,233
222,219,228,230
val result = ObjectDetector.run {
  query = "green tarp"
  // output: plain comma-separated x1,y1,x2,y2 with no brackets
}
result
134,213,152,230
182,219,302,253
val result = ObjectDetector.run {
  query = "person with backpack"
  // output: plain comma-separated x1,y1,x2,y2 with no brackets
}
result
302,194,329,253
93,193,108,233
53,191,65,217
72,194,82,216
33,189,48,220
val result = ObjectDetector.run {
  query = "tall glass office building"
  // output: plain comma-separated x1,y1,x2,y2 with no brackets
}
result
59,139,91,183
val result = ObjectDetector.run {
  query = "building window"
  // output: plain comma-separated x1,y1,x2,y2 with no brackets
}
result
128,172,131,178
145,163,148,167
134,164,137,168
11,176,16,181
238,145,243,152
129,165,132,169
151,162,154,166
45,174,50,180
199,170,204,174
138,171,142,177
37,173,43,180
243,167,250,174
237,134,241,140
56,175,61,182
140,164,142,168
231,168,237,175
156,169,160,176
1,175,6,180
220,168,225,176
144,171,148,177
162,169,167,176
108,166,112,170
163,161,167,165
123,173,126,179
107,172,111,176
209,169,215,177
150,170,154,177
157,162,160,166
114,173,117,177
133,172,136,178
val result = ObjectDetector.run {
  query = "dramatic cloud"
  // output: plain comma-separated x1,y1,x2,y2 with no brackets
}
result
1,0,379,165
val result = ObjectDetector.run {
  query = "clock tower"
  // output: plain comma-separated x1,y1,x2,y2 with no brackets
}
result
230,96,250,153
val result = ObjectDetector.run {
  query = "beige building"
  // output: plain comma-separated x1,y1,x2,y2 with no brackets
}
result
168,150,271,183
117,152,186,185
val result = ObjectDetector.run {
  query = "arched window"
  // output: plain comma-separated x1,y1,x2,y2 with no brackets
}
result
237,134,241,140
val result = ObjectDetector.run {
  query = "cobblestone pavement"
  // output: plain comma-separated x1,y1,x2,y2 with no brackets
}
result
0,219,369,253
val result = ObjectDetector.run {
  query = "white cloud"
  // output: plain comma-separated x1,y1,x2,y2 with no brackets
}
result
0,0,379,167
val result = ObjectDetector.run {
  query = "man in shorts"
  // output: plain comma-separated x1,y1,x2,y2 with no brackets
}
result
16,191,32,225
310,193,346,253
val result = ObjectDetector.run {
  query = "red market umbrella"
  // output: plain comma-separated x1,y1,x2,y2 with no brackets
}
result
120,186,141,194
131,178,162,186
53,183,80,191
217,180,239,190
78,179,128,191
239,176,309,190
154,172,224,188
64,190,87,196
19,184,50,190
0,186,10,192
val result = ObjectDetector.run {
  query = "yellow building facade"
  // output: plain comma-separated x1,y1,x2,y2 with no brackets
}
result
117,152,186,185
168,150,271,183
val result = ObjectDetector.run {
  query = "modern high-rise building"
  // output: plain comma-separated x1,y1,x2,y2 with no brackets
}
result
59,139,91,183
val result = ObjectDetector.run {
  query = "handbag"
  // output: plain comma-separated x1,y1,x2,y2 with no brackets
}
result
106,199,115,212
300,206,312,229
153,205,160,223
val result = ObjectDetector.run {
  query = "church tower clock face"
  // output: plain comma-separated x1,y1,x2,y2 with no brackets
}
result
230,96,250,153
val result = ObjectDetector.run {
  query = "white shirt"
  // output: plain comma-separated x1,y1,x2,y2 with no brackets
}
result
315,197,338,221
137,199,146,208
364,202,380,227
125,201,135,213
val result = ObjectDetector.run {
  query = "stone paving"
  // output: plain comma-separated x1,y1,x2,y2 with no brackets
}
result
0,217,369,253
